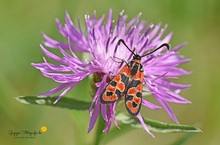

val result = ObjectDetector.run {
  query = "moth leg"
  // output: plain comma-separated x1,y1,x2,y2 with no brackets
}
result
110,56,123,63
110,56,129,66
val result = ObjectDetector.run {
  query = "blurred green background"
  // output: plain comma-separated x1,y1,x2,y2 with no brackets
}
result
1,0,220,145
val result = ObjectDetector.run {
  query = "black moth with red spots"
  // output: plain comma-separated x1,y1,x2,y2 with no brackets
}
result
100,39,170,116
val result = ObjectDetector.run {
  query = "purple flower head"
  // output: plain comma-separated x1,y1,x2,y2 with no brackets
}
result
32,9,191,137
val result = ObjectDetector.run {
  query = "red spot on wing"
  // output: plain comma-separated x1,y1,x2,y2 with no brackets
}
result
119,65,130,75
126,101,139,114
102,93,118,102
132,71,144,82
136,84,142,91
114,74,121,82
106,85,116,92
134,97,141,104
127,88,136,95
117,82,125,91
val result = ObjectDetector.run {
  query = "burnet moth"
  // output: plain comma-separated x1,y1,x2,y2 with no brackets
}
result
100,39,170,116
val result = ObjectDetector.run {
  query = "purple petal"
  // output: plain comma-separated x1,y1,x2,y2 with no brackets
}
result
160,32,173,44
156,80,191,90
164,90,191,104
103,102,119,133
155,97,179,124
65,13,89,51
58,47,90,71
172,42,187,52
54,83,76,104
152,24,169,44
40,45,67,65
31,62,70,72
88,100,100,133
136,113,155,137
55,18,67,37
89,74,108,117
146,83,190,104
101,104,107,121
146,67,191,77
142,99,161,110
106,9,113,35
89,95,98,117
116,10,128,32
43,33,70,49
148,23,161,41
111,102,119,128
39,83,71,97
65,13,82,40
103,106,112,133
126,12,141,30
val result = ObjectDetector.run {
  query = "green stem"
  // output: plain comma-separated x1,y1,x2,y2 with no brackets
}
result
93,114,106,145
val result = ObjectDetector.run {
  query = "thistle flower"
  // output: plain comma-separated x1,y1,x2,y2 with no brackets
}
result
32,9,191,137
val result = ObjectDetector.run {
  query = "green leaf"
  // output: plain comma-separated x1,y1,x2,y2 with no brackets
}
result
15,96,91,110
116,112,202,133
101,113,201,145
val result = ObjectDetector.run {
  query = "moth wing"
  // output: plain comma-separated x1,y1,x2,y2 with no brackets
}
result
100,66,130,103
125,79,143,116
125,68,144,116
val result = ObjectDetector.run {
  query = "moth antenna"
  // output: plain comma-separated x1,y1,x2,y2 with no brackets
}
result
116,39,136,55
141,43,170,57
